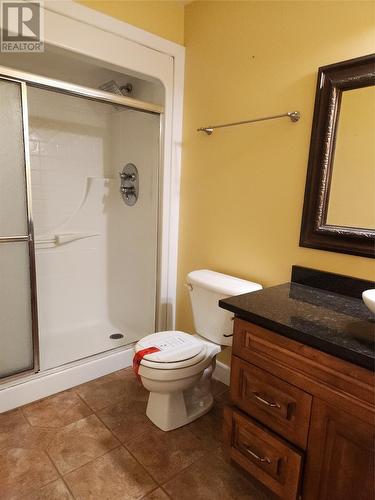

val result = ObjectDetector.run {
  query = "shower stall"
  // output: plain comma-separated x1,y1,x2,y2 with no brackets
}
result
0,66,162,385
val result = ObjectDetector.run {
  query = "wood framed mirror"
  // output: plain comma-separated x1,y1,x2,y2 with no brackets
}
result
300,54,375,258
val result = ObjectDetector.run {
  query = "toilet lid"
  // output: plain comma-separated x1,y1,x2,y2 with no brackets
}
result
135,331,204,363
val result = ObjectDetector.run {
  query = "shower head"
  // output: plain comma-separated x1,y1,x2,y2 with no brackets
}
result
99,80,133,96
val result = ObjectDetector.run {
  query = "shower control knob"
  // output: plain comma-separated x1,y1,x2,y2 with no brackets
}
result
119,172,136,182
121,186,136,197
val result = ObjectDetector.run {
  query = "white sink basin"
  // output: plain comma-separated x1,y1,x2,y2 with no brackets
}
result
362,289,375,314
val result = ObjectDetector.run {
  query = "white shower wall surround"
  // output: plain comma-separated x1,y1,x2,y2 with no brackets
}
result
28,87,159,371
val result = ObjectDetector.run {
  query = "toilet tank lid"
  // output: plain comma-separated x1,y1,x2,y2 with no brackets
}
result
187,270,262,296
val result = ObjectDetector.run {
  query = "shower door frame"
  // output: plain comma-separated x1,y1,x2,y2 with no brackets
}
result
0,65,164,115
0,75,39,382
0,65,164,384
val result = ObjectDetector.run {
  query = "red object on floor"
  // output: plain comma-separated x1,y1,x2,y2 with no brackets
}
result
133,347,161,379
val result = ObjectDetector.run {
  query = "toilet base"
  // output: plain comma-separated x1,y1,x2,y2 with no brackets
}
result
146,389,214,431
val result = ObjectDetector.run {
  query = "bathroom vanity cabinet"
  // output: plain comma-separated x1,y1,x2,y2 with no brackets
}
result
223,318,374,500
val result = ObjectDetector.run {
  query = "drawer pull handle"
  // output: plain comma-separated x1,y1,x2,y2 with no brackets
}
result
252,392,281,409
244,446,271,464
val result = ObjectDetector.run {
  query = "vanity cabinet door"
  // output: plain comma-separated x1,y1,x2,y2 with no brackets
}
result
303,399,375,500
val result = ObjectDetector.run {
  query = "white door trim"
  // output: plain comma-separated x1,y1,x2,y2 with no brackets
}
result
44,1,185,58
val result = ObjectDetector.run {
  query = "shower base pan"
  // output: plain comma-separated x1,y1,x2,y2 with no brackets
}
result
39,320,140,371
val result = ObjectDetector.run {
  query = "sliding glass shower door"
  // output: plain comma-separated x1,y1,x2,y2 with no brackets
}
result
0,78,38,379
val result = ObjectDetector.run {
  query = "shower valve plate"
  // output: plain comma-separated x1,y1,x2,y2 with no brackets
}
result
120,163,139,206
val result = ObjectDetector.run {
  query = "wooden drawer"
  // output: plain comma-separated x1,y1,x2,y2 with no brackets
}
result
224,406,303,500
231,356,312,449
232,319,375,423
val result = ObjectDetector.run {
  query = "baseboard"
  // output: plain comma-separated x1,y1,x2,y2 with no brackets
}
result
213,360,230,386
0,346,134,413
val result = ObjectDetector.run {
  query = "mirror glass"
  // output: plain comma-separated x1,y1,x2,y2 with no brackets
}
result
326,86,375,229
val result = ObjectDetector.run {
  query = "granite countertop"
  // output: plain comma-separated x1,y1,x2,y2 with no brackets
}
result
219,282,375,371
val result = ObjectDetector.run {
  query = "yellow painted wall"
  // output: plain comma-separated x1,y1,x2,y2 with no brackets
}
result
177,1,375,336
77,1,184,45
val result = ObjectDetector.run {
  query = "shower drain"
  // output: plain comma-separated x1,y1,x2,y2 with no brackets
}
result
109,333,124,340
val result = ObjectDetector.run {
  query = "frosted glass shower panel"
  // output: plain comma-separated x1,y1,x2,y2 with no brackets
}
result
0,80,28,236
0,242,34,377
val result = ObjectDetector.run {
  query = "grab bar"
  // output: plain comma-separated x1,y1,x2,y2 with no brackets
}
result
35,232,99,248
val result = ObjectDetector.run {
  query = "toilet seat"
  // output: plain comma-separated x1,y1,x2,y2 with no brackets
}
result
135,331,208,369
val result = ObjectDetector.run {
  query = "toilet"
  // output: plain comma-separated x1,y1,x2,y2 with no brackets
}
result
134,269,262,431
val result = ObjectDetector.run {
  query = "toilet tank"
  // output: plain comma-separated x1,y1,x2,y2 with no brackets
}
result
186,270,262,346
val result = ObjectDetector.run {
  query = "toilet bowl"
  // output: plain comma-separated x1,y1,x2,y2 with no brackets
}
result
135,270,262,431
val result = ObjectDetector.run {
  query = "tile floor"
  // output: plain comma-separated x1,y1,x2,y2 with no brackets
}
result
0,368,271,500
